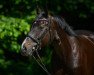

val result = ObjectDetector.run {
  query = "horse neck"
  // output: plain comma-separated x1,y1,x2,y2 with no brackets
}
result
51,17,81,70
55,23,71,50
51,18,75,64
51,17,71,49
51,19,70,50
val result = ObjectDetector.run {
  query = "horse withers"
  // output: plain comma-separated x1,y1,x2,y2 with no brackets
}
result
21,11,94,75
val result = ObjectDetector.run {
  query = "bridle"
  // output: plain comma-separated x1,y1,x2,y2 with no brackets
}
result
27,17,52,75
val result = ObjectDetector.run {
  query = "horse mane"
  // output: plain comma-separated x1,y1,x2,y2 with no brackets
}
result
53,16,77,36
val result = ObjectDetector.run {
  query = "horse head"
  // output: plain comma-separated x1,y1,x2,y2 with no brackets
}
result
21,11,55,56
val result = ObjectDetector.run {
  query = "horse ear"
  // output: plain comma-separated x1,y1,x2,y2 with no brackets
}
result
44,9,48,18
45,2,49,18
36,6,41,14
43,5,48,18
35,0,41,14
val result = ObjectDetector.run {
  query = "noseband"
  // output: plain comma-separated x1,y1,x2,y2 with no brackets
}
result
27,35,39,44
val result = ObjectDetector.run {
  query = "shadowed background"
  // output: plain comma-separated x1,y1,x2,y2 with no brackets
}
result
0,0,94,75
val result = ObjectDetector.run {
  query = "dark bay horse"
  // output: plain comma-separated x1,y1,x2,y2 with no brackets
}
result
21,11,94,75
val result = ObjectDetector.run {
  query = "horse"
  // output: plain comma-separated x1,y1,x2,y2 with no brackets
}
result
21,11,94,75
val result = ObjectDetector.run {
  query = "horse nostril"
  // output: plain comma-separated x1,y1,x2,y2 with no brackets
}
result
21,51,26,56
22,46,27,51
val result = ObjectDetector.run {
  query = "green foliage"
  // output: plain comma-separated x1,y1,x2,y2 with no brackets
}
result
0,15,30,52
0,15,30,75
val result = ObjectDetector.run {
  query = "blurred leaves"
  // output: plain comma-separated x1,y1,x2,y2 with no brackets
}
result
0,15,30,53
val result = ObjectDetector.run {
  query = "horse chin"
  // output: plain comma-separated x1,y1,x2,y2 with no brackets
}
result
26,50,34,56
21,49,33,56
21,51,29,56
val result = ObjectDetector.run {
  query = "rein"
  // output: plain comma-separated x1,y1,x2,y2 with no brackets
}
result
27,32,51,75
27,35,51,75
32,50,51,75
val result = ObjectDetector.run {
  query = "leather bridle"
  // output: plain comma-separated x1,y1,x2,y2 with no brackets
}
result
27,18,52,75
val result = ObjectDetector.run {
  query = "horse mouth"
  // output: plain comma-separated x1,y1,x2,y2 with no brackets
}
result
21,46,37,56
21,50,29,56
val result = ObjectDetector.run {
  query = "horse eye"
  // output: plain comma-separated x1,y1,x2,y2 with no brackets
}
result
40,21,44,24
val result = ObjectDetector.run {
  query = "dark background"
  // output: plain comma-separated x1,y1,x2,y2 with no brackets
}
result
0,0,94,75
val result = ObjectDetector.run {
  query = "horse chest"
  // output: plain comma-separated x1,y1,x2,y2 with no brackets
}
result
69,37,80,69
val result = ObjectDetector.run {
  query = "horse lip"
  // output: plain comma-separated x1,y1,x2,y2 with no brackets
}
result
21,51,28,56
21,48,29,56
21,48,26,53
21,50,33,56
